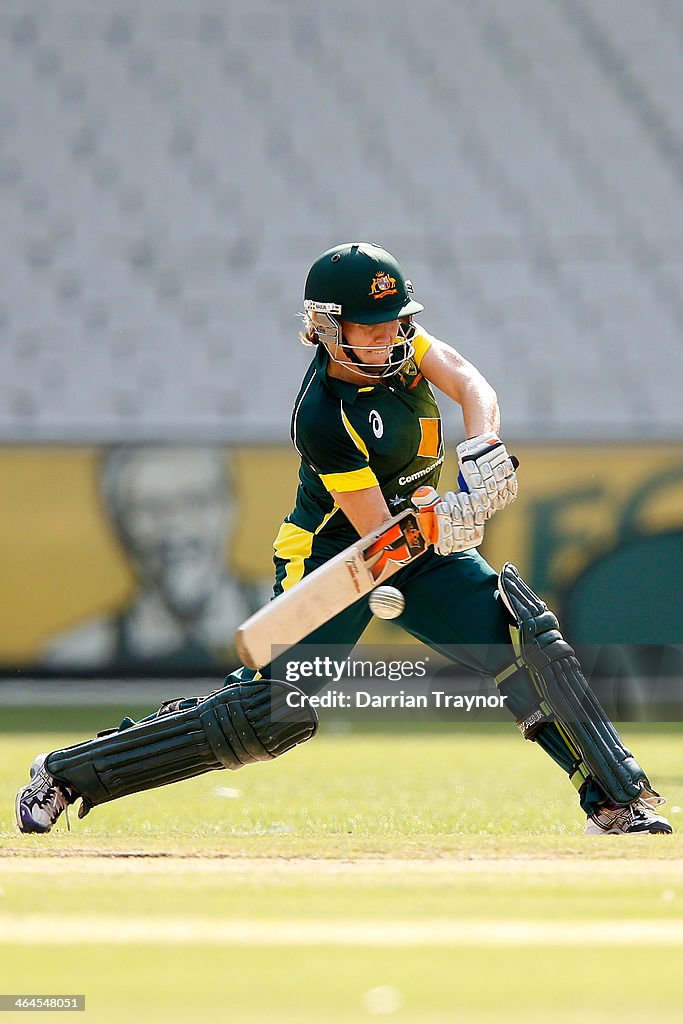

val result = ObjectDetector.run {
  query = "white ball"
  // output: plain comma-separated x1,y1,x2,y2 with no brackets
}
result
368,585,405,619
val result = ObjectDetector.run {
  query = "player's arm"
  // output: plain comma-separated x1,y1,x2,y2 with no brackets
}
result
419,334,517,515
328,485,392,537
419,335,499,437
329,481,484,558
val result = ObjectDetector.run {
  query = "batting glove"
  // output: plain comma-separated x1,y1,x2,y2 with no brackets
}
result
412,485,485,554
456,434,517,516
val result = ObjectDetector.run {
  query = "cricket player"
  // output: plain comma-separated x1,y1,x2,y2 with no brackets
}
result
16,243,672,835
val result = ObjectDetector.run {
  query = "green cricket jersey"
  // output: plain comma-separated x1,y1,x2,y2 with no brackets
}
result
273,325,444,590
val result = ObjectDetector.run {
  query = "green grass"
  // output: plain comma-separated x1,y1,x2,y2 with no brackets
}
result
1,709,682,1022
2,946,683,1024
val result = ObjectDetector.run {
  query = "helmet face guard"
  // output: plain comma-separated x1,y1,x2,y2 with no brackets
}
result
301,300,343,347
302,301,416,379
301,243,424,378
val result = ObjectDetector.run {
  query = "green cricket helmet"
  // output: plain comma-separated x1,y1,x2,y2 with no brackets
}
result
301,242,424,378
304,242,423,325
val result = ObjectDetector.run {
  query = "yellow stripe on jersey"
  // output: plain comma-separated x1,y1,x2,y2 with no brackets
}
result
411,329,433,368
272,521,314,592
272,510,340,592
320,466,379,493
340,408,370,459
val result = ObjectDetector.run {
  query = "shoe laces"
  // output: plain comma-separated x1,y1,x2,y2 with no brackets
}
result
34,783,65,813
625,801,646,825
639,786,666,810
31,771,74,822
622,797,663,828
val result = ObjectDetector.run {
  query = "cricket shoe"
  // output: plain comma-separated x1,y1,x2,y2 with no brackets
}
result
585,788,673,835
15,753,78,834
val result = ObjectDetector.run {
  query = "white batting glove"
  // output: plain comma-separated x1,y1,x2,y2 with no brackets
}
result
456,434,518,516
412,485,485,554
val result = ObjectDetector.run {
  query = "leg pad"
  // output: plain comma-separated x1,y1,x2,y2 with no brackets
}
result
46,679,318,814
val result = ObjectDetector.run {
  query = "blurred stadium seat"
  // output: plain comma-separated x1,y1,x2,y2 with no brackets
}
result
1,0,682,442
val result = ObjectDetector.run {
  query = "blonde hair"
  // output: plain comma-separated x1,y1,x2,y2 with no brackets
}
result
298,313,321,347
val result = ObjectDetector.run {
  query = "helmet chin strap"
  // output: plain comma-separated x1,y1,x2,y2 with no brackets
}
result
328,342,393,379
340,334,388,377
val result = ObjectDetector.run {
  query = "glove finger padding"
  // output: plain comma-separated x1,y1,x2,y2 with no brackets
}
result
457,434,517,515
445,489,487,528
412,486,483,554
443,491,485,551
490,456,517,509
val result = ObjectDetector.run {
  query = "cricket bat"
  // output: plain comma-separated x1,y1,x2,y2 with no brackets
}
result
235,509,429,670
236,456,517,670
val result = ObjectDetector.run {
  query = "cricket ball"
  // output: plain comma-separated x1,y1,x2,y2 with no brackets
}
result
368,585,405,619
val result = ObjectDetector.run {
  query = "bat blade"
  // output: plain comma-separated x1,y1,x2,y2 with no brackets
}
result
235,510,427,670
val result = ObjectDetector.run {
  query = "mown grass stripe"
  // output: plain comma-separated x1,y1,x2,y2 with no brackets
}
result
2,916,683,947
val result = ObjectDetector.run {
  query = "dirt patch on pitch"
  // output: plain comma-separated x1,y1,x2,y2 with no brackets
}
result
1,853,682,877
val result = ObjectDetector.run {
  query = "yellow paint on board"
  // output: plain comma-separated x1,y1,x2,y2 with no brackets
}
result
0,443,681,661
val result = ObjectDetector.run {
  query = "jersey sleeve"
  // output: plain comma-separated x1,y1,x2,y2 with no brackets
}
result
410,324,434,368
294,397,379,493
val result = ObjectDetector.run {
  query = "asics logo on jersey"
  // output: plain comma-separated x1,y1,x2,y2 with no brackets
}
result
369,410,384,438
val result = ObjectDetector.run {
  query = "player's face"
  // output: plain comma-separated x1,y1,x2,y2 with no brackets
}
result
340,319,400,370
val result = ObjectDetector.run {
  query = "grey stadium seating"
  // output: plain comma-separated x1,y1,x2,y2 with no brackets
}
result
1,0,682,442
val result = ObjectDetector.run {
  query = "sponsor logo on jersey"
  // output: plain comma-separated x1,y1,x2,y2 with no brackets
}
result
369,409,384,438
370,271,398,301
398,455,444,487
